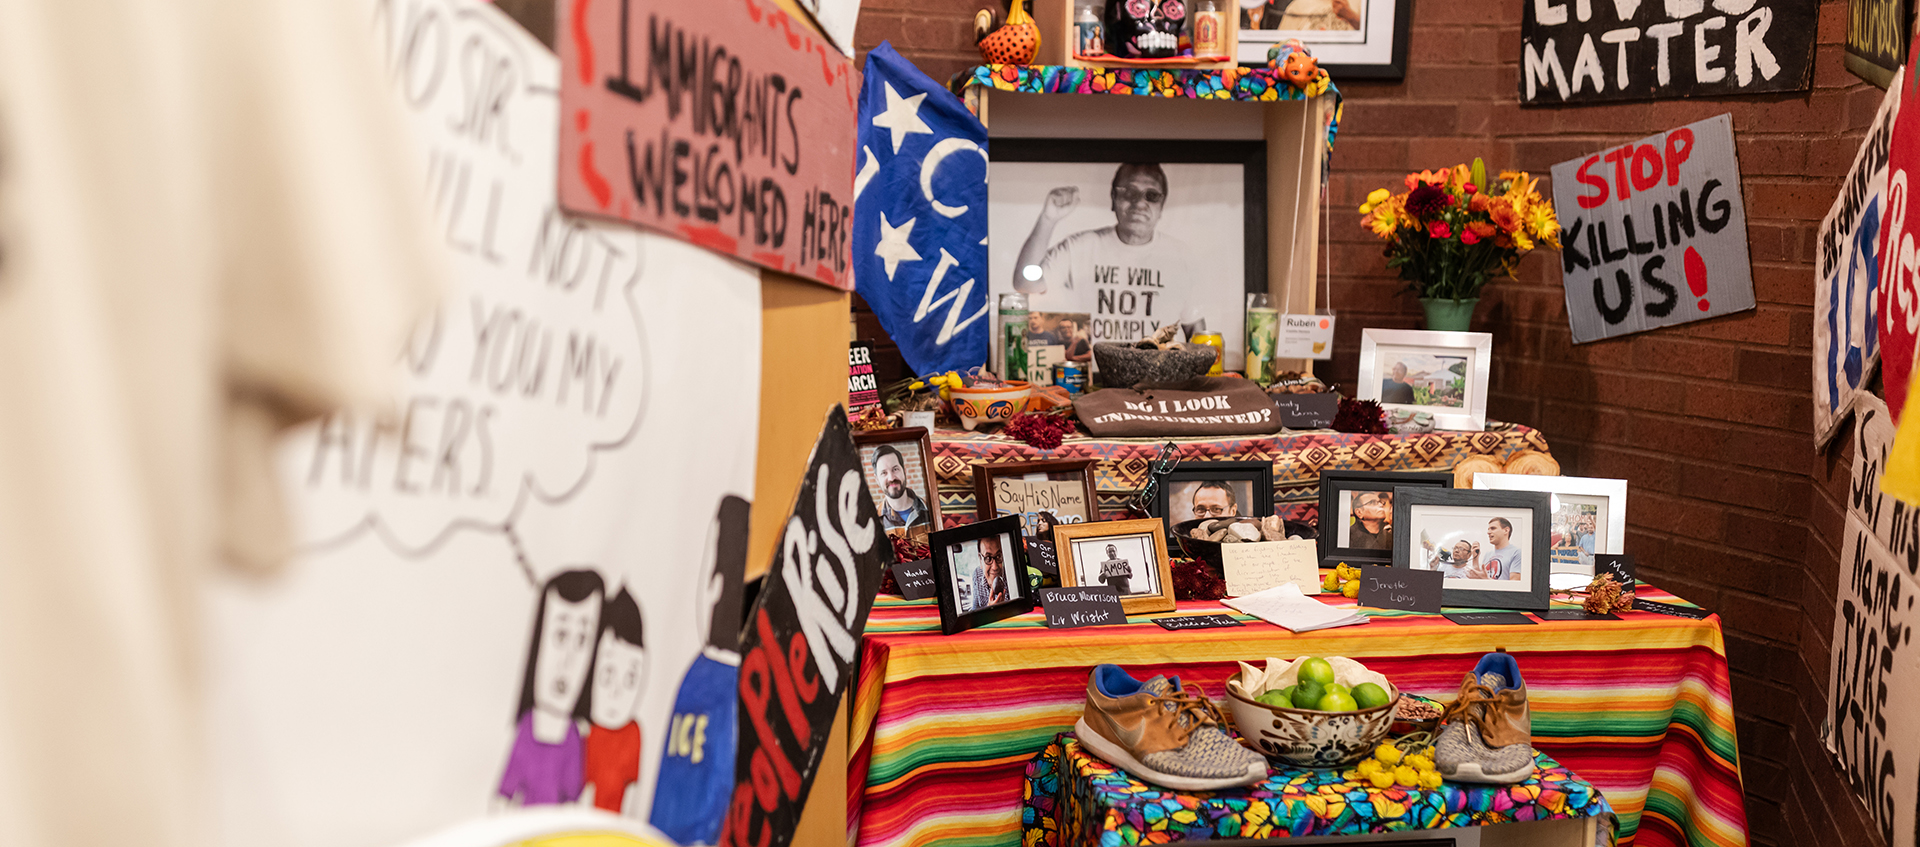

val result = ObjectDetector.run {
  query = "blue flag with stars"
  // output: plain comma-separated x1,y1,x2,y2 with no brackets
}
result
853,43,990,377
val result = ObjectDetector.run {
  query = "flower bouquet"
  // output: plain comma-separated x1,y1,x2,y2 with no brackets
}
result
1359,159,1560,331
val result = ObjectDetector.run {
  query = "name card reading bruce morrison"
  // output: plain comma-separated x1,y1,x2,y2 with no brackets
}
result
1037,586,1127,629
1222,539,1321,597
1356,568,1443,613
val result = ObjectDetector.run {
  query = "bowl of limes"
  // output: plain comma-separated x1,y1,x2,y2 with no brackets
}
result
1224,655,1400,767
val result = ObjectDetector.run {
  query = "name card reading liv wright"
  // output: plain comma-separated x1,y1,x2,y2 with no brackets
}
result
558,0,858,289
1037,586,1127,629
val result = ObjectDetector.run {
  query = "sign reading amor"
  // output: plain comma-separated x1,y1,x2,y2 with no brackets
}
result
1518,0,1815,106
1550,114,1756,344
559,0,858,289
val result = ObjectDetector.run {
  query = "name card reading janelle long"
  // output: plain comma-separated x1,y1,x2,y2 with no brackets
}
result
558,0,857,289
1356,568,1443,613
1037,586,1127,629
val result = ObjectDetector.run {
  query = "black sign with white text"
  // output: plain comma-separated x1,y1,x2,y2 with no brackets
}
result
1272,392,1340,430
1446,612,1537,627
1519,0,1814,106
1038,586,1128,629
890,559,937,600
1152,613,1246,631
1357,569,1443,613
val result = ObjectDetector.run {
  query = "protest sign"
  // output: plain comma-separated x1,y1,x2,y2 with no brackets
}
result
1519,0,1815,105
1816,71,1900,448
1550,115,1755,344
1846,0,1909,88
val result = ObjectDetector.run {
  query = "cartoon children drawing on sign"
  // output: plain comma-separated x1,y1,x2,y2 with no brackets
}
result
651,496,749,845
499,569,605,806
582,588,647,814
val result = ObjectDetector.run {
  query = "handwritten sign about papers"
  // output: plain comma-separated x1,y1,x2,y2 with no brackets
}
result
1356,568,1443,613
1221,540,1321,597
558,0,857,288
1550,115,1756,344
1038,586,1127,629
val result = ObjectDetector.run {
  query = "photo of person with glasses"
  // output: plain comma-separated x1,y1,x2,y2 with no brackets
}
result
1010,162,1198,342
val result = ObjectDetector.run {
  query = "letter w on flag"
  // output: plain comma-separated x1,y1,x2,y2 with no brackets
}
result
852,43,989,376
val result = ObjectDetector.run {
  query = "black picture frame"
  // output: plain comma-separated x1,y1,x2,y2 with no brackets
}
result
1235,0,1412,80
988,139,1268,298
1152,460,1276,538
1390,488,1552,611
1316,470,1452,566
930,515,1037,635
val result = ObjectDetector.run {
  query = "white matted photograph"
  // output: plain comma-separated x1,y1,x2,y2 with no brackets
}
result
1358,329,1492,431
988,140,1265,372
1408,504,1535,590
1070,533,1161,598
947,532,1020,615
1473,473,1629,585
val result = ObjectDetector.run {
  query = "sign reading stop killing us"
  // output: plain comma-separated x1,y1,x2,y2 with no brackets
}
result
1550,114,1756,344
558,0,858,289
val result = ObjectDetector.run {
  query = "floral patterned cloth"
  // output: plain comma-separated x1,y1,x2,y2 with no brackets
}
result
1022,735,1615,846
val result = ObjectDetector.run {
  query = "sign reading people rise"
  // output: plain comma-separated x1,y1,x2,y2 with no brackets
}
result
1518,0,1816,106
558,0,858,289
1549,115,1756,343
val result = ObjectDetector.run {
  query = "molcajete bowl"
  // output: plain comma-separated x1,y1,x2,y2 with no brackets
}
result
1091,343,1217,388
1172,517,1318,573
1226,670,1399,768
949,381,1031,431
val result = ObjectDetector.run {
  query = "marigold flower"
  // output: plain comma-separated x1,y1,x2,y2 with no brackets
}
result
1487,196,1521,233
1468,193,1490,213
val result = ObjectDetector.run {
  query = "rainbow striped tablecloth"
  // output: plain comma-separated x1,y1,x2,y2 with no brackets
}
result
849,585,1746,847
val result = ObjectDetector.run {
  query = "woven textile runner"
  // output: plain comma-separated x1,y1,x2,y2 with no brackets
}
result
1023,736,1614,844
849,586,1745,847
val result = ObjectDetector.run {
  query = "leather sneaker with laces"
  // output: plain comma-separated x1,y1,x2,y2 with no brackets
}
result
1434,651,1535,784
1074,664,1269,791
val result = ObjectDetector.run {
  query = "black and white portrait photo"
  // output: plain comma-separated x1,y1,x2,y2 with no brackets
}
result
989,148,1255,371
1069,533,1160,599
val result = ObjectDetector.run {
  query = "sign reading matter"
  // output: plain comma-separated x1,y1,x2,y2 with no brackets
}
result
724,407,885,847
558,0,858,289
1551,115,1756,344
1519,0,1815,105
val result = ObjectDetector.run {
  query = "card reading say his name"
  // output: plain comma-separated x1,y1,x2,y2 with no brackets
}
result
1356,568,1443,613
890,559,937,600
1038,586,1127,628
1152,613,1245,631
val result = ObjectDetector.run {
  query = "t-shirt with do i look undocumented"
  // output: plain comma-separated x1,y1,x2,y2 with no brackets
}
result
1037,227,1195,343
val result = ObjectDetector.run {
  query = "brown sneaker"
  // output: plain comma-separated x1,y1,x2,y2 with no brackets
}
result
1434,651,1535,784
1074,664,1269,791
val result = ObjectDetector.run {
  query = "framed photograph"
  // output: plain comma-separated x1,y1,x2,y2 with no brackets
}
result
1358,329,1493,431
1055,518,1177,614
855,428,941,541
975,458,1099,534
1392,488,1552,611
1316,470,1453,566
1153,460,1276,535
988,139,1266,372
930,515,1037,635
1236,0,1411,80
1473,473,1628,588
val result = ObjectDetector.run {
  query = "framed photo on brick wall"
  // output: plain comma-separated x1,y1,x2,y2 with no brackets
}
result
1235,0,1410,79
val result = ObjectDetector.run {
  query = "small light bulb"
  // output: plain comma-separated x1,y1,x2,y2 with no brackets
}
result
1021,264,1043,281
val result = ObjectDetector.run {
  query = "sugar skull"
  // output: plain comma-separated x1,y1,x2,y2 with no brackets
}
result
1105,0,1187,59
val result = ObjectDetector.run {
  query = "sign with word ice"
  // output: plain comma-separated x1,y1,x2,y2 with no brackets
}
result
1815,71,1900,448
1519,0,1815,106
558,0,858,289
1551,114,1755,344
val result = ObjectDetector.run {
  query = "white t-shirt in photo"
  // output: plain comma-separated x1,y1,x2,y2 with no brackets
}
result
1035,226,1196,344
1486,544,1524,580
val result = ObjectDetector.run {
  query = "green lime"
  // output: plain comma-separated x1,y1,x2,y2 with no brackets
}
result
1298,657,1336,686
1257,688,1293,708
1352,682,1391,709
1291,680,1324,710
1317,690,1359,712
1323,683,1350,696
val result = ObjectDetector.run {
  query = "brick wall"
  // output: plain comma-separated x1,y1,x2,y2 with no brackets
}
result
856,0,1883,843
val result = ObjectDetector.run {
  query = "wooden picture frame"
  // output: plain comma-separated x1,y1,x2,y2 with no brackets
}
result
1053,518,1177,615
931,515,1037,635
1390,488,1552,611
1151,460,1276,538
1316,470,1452,567
974,458,1101,535
854,427,941,540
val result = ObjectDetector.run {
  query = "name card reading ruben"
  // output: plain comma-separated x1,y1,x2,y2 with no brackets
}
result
1356,568,1443,613
1444,612,1536,626
1152,613,1245,631
1037,586,1126,629
1221,539,1320,597
889,558,936,601
1271,393,1339,429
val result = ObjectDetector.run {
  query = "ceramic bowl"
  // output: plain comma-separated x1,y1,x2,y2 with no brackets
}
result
1091,343,1217,388
948,381,1031,431
1225,670,1399,768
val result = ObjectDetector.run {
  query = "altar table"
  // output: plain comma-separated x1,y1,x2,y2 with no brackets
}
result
848,585,1746,847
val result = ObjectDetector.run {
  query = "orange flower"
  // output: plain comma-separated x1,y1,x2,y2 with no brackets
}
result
1487,196,1521,233
1468,193,1490,213
1467,221,1497,240
1403,168,1452,190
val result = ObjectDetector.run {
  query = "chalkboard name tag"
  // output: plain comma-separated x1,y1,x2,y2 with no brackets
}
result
1444,612,1536,626
1272,393,1340,429
1038,586,1127,629
1028,538,1061,576
1540,609,1620,621
1356,568,1443,613
1596,554,1636,588
890,559,937,600
1152,613,1245,631
1632,598,1712,619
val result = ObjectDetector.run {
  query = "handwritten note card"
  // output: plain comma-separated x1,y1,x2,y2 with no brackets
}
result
890,559,936,600
1356,568,1444,613
1037,586,1127,629
1221,540,1321,597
